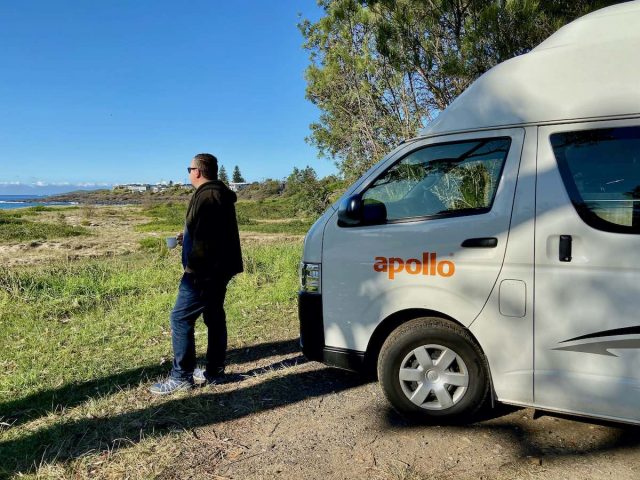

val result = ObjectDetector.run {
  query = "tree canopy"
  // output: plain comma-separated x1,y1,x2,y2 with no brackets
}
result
301,0,620,181
232,165,245,183
218,165,229,184
284,166,344,215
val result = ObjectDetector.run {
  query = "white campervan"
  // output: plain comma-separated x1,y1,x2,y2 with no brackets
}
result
298,1,640,423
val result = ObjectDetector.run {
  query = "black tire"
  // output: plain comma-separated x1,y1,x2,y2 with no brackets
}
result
377,317,489,422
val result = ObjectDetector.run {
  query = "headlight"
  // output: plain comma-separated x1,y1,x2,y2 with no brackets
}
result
300,262,321,294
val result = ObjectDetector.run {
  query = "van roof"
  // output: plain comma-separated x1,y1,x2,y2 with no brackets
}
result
420,1,640,137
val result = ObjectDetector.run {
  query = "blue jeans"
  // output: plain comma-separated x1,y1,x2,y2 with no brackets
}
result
170,273,229,381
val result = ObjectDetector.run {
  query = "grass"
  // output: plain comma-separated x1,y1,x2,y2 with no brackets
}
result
0,199,313,478
241,219,314,234
136,197,313,236
0,212,89,244
3,205,81,217
0,235,302,478
235,197,298,219
135,202,187,233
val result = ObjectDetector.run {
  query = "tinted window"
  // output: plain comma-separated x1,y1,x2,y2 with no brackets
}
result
551,126,640,233
362,138,511,222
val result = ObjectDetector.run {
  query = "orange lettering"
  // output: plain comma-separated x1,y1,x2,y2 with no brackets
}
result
422,252,429,275
389,258,404,279
405,258,421,274
372,252,456,279
373,256,388,272
430,252,437,276
437,260,455,277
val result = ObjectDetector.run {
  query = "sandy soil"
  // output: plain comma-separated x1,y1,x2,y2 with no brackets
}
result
0,206,303,267
154,347,640,480
0,206,150,266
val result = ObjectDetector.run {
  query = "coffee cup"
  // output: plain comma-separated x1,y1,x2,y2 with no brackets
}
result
166,236,178,249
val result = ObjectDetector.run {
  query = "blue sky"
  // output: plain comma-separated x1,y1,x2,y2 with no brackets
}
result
0,1,335,193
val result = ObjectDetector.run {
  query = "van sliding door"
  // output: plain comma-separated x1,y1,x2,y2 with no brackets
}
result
535,120,640,423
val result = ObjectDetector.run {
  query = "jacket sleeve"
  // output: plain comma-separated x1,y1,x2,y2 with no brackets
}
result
186,193,219,276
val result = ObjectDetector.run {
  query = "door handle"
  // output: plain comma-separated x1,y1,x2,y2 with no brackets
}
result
461,237,498,248
559,235,572,262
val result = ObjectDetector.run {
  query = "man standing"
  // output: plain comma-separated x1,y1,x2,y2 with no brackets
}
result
150,153,243,395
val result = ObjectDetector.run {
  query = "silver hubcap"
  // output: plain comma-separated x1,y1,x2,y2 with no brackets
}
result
398,344,469,410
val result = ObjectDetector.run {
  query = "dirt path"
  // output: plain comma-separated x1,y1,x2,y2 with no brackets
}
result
151,343,640,480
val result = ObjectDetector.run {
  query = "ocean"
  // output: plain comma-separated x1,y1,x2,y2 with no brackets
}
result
0,195,76,210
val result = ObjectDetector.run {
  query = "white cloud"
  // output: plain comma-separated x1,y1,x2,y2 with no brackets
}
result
77,182,111,187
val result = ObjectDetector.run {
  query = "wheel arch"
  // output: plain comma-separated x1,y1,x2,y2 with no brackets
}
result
364,308,493,387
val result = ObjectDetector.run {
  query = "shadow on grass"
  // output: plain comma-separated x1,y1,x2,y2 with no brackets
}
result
0,360,365,477
0,338,301,429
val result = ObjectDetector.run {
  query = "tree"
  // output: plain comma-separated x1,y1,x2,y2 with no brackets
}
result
232,165,245,183
218,165,229,184
301,0,620,181
284,166,344,216
300,0,426,181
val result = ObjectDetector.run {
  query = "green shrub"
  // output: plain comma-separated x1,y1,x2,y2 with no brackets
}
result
0,215,89,244
137,202,187,233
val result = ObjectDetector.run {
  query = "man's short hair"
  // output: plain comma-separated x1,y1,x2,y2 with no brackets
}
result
193,153,218,180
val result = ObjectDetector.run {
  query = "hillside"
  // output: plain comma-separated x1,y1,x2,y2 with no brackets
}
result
43,187,193,205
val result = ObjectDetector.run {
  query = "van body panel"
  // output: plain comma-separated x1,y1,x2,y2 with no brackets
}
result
469,126,537,404
302,205,336,264
321,129,525,352
534,119,640,422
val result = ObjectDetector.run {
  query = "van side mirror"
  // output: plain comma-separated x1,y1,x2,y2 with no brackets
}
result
338,194,387,227
338,194,363,226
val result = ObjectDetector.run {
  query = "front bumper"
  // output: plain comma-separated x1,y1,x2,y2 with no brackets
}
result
298,291,324,361
298,292,366,371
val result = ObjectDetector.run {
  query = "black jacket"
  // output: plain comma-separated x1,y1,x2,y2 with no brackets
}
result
185,180,243,280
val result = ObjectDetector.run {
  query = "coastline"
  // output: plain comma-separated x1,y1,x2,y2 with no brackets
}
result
38,188,193,205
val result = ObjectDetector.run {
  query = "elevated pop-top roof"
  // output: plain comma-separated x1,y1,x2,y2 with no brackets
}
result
420,1,640,136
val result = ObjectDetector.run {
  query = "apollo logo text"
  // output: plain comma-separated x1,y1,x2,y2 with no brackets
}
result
373,252,455,280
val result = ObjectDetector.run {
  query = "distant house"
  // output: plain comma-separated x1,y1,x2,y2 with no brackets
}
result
229,182,250,193
152,184,170,193
127,184,150,193
112,183,150,193
112,182,193,193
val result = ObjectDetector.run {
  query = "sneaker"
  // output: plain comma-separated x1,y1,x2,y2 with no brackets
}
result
149,377,194,395
193,367,225,386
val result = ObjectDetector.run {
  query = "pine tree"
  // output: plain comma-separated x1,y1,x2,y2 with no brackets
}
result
232,165,245,183
218,165,229,184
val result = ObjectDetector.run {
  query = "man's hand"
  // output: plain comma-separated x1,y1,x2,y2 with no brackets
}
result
177,232,184,246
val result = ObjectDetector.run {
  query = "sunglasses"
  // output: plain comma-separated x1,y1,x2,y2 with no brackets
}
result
187,167,199,173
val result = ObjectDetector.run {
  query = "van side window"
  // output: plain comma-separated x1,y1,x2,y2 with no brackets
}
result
362,138,511,222
551,126,640,233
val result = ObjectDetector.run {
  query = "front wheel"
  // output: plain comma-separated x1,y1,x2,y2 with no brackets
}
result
377,317,489,421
